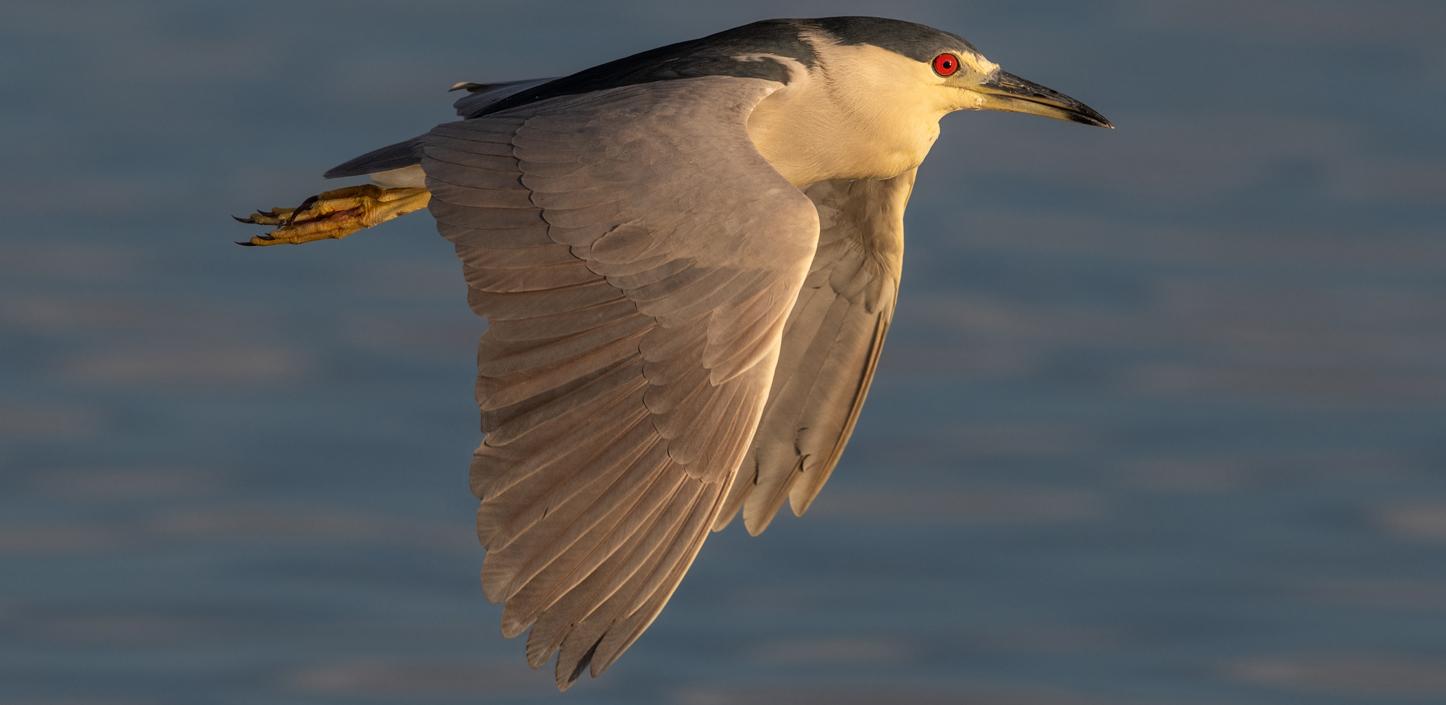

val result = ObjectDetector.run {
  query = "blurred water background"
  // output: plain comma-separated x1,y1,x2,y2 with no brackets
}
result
3,1,1445,703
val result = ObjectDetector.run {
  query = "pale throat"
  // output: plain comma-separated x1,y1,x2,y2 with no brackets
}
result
746,44,951,189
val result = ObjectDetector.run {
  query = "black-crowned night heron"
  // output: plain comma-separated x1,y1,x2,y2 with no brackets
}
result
237,16,1111,689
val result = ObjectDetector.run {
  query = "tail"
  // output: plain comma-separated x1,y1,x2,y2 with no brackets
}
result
323,136,424,180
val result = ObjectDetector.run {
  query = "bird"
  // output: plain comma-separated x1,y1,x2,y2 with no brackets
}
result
235,16,1111,690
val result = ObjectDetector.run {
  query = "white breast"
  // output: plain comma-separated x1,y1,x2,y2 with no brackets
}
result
745,39,949,188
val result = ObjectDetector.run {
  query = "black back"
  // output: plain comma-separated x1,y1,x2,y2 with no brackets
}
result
471,17,973,118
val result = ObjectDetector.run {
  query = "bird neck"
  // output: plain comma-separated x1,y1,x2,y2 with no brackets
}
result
746,41,948,189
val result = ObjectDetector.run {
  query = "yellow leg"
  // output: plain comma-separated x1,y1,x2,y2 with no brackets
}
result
235,185,431,246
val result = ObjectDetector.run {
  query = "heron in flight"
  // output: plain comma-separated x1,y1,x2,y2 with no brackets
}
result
236,16,1110,689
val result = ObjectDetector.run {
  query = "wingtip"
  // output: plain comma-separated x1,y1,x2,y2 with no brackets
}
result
743,516,771,537
500,619,529,640
555,639,600,691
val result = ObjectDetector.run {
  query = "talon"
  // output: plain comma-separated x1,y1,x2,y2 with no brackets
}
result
242,232,285,247
235,208,294,226
285,196,320,225
232,186,430,247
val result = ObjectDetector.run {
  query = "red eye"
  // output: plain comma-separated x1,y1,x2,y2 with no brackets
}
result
932,52,960,77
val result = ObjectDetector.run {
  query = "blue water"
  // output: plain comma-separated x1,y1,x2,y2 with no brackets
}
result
3,1,1444,703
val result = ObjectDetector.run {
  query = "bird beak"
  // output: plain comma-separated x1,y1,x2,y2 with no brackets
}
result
971,71,1113,129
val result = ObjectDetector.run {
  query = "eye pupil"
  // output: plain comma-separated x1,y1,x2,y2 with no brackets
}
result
933,53,960,76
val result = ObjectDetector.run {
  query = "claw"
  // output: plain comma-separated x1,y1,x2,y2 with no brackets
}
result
239,232,284,247
285,196,319,225
235,208,293,226
233,186,429,247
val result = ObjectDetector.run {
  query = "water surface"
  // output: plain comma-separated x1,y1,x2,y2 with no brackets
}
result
2,1,1444,703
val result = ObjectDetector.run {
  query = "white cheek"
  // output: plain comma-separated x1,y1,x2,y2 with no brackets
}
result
960,92,987,110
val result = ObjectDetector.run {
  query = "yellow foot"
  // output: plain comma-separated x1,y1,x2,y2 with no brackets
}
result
234,185,430,246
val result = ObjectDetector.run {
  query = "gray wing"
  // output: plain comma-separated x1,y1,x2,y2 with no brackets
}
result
421,76,819,688
714,170,914,535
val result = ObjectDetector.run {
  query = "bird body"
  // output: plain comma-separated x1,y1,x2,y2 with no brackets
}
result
236,16,1110,689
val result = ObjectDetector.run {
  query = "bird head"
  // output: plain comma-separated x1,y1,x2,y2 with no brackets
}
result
807,17,1113,129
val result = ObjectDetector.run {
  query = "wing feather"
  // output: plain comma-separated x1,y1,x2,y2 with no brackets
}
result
715,171,914,535
422,76,819,688
523,475,700,667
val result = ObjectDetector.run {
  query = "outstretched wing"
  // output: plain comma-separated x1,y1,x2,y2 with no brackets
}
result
421,76,819,688
714,170,913,535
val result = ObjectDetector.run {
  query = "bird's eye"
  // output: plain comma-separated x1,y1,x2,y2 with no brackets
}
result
932,53,960,77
